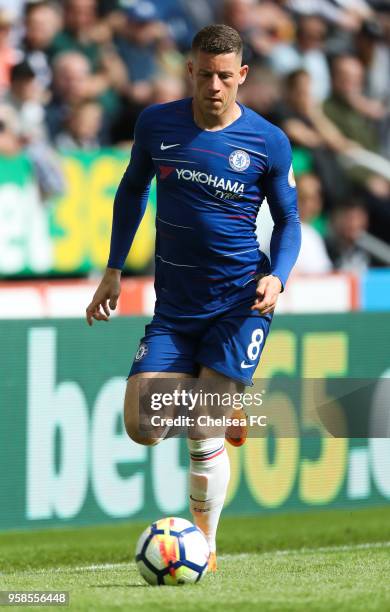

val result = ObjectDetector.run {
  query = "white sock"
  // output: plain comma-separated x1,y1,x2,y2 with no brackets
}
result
187,438,230,554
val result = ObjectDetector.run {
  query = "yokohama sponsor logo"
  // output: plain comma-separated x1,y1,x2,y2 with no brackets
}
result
176,168,245,194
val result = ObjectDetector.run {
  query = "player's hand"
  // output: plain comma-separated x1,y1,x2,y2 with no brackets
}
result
251,274,282,315
86,268,121,326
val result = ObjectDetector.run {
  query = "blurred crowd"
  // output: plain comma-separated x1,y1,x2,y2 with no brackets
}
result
0,0,390,274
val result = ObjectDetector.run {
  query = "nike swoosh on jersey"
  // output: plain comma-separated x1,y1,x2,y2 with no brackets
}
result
161,142,181,150
241,361,256,369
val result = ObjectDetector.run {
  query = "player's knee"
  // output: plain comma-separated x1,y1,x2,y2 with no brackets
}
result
124,420,161,446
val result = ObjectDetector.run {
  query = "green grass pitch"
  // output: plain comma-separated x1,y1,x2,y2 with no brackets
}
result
1,507,390,611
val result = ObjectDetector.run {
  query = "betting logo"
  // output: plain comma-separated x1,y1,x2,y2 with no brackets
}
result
229,150,250,172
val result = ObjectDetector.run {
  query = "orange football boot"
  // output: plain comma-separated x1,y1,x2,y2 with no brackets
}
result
225,408,248,447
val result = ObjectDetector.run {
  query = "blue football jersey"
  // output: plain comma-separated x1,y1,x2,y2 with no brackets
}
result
108,98,301,318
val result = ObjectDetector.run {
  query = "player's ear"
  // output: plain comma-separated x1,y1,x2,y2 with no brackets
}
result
187,60,194,79
238,64,249,85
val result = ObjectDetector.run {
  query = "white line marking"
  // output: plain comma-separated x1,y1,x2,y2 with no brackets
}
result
157,216,193,230
225,143,268,158
220,541,390,558
223,247,259,257
156,255,198,268
0,563,130,577
281,540,390,555
243,277,256,287
211,201,241,208
152,158,198,164
3,541,390,578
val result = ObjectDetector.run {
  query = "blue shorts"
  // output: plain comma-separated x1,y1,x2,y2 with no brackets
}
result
129,287,273,386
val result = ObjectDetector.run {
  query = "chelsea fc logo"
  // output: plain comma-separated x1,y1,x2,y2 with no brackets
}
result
229,149,250,172
135,343,148,362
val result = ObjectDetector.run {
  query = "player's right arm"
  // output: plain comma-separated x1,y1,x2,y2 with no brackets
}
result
86,109,155,326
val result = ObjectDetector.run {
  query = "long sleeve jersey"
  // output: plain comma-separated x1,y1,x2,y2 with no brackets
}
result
108,98,301,318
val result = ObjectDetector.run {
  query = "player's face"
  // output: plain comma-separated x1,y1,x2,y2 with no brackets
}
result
188,51,248,118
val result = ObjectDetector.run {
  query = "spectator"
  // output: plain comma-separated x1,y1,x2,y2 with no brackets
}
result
324,54,385,148
354,20,390,157
95,0,127,39
97,0,120,17
0,10,19,93
115,2,170,104
221,0,256,62
49,0,106,71
2,60,65,198
45,51,92,140
150,76,187,105
238,64,282,122
269,14,331,101
4,60,46,142
45,50,117,142
109,4,186,143
325,200,372,272
109,74,186,147
49,0,127,100
255,2,295,53
275,69,352,203
156,34,186,81
294,173,332,273
221,0,256,35
0,103,21,155
0,1,28,21
286,0,372,31
0,0,387,256
324,54,390,201
355,20,390,102
149,0,199,52
180,0,218,40
277,69,350,150
20,1,62,90
109,97,144,146
220,0,287,62
55,100,103,150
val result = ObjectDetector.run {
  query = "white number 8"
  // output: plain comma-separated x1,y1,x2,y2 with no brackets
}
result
247,328,264,361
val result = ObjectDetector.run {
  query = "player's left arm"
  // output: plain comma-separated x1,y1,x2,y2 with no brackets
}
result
252,128,301,315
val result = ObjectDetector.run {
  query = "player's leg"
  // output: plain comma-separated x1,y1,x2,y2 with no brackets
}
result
191,306,273,566
187,366,240,569
124,371,192,446
124,320,197,446
199,306,273,446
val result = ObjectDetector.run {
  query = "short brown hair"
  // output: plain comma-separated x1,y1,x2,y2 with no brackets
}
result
192,24,243,58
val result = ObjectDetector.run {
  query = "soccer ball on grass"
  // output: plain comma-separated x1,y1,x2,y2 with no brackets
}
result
135,517,210,586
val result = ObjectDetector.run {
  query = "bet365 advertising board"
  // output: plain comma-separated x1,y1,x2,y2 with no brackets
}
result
1,313,390,531
0,152,155,277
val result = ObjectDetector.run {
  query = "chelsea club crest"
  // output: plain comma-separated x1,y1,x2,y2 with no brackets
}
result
229,149,250,172
135,343,148,362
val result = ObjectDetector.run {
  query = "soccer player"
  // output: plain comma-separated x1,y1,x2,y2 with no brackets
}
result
86,24,301,570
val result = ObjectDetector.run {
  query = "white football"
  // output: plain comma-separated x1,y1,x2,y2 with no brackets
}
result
135,517,210,586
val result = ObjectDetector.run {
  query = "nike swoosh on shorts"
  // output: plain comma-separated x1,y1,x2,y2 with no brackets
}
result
241,361,256,369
